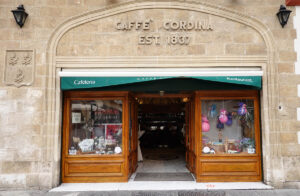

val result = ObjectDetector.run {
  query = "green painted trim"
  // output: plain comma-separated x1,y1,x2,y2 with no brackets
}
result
61,76,261,90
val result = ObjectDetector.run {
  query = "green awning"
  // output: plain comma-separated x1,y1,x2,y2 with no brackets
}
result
61,76,261,90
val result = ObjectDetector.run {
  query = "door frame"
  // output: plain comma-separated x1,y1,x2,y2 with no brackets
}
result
131,92,195,175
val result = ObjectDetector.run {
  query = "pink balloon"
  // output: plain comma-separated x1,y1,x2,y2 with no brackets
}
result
202,121,210,132
219,109,228,123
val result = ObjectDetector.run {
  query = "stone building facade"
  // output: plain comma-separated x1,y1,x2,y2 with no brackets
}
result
0,0,299,189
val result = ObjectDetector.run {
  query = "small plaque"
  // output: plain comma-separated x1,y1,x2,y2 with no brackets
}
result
4,50,34,87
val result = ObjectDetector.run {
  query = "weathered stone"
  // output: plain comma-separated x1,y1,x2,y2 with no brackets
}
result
280,133,298,144
1,161,32,174
245,45,267,55
0,174,26,188
26,174,39,188
279,51,297,62
283,157,300,181
187,45,206,55
281,144,300,156
278,63,295,73
225,44,245,55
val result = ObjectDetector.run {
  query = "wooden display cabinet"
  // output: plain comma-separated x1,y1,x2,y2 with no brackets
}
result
62,91,135,182
195,90,262,182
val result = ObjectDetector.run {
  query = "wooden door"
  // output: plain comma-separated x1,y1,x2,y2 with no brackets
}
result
185,95,196,174
128,96,138,176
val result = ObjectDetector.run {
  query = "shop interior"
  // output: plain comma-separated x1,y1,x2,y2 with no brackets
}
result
134,97,191,180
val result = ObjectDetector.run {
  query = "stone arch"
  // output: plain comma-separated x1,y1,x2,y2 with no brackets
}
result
46,0,277,187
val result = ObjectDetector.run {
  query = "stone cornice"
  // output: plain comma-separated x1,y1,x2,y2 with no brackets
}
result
56,56,267,68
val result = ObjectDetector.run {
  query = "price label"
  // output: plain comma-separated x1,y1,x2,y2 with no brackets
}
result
72,112,81,123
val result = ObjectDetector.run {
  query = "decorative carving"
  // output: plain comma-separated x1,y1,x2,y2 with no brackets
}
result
8,53,19,66
4,50,34,87
14,69,25,83
22,53,32,65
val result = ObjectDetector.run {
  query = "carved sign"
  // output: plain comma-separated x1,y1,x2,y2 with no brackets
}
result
115,19,213,46
4,50,34,87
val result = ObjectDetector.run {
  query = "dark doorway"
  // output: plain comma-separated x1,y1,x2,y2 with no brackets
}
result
134,96,194,181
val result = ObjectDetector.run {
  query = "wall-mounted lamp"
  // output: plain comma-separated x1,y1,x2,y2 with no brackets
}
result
276,5,292,28
11,5,28,28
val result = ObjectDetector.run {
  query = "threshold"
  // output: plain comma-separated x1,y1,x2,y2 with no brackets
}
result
50,181,272,192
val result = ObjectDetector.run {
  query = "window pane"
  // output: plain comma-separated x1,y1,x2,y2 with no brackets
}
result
201,99,255,155
69,100,123,155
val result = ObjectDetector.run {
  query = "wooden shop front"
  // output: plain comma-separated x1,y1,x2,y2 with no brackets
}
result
61,75,262,183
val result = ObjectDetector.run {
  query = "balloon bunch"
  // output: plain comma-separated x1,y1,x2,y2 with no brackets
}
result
217,109,234,129
201,115,210,132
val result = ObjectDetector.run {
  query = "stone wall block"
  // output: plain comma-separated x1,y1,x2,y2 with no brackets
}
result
281,144,300,156
194,33,213,43
0,89,9,100
35,29,52,41
0,149,15,161
0,18,15,28
0,41,21,50
276,40,295,51
233,33,255,43
279,85,297,97
0,174,26,188
46,0,67,6
39,7,64,17
67,0,84,6
0,29,13,40
84,0,108,7
283,157,300,181
225,44,245,55
26,174,39,188
279,75,300,85
212,32,233,42
206,43,225,55
32,77,46,88
38,162,52,174
245,45,267,55
73,33,93,43
272,29,297,40
280,133,298,144
1,161,32,174
187,44,206,55
278,51,297,62
38,173,52,188
278,63,295,73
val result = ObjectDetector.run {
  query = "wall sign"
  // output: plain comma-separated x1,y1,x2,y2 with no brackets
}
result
115,19,213,46
4,50,35,87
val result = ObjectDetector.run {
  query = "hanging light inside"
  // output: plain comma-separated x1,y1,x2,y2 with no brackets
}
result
11,5,28,28
159,91,165,96
276,5,292,28
182,97,189,103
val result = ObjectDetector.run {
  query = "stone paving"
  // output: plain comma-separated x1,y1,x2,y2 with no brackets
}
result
1,190,300,196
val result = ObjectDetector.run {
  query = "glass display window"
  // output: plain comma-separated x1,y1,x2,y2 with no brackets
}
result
69,99,123,155
201,99,256,155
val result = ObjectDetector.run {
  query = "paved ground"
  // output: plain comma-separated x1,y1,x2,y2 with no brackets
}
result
1,190,300,196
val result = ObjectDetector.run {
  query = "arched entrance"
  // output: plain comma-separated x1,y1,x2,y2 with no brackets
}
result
45,0,277,186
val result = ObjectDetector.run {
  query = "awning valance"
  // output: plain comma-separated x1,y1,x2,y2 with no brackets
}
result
60,76,261,90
